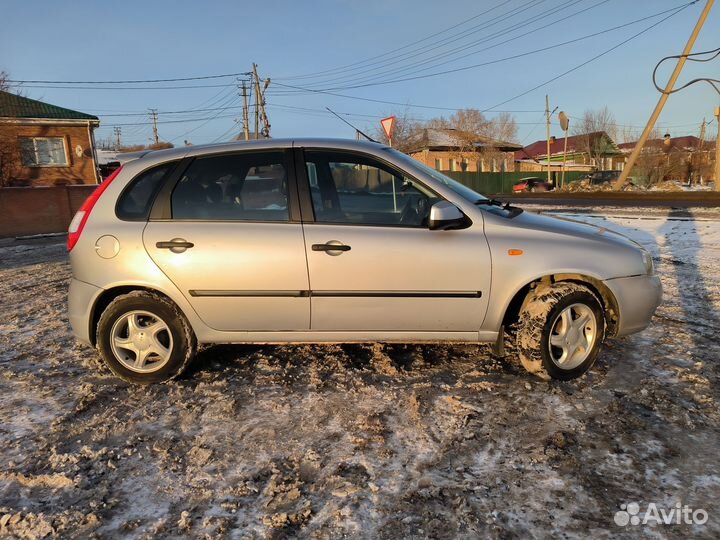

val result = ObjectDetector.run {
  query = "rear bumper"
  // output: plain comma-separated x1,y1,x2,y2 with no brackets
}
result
605,274,662,337
68,278,102,346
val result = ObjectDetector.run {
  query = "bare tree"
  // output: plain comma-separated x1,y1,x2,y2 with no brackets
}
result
0,71,9,92
425,109,518,170
372,109,422,152
571,107,620,168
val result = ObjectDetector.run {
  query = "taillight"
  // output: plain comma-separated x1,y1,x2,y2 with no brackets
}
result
68,165,124,251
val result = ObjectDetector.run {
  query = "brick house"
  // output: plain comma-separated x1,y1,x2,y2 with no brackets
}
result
0,90,100,186
517,131,623,172
407,128,521,173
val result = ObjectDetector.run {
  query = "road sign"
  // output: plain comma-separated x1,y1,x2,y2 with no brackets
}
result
380,116,396,141
558,111,569,132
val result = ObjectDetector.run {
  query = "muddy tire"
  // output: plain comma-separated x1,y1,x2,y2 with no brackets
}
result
515,282,605,381
97,291,196,384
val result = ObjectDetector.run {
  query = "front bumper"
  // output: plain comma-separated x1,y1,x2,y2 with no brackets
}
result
68,278,102,346
605,274,662,337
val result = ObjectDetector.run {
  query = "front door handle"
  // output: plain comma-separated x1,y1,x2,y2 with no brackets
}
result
312,242,351,253
156,238,194,253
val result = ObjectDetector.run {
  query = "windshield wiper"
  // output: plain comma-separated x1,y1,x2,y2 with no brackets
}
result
474,198,504,207
474,198,523,217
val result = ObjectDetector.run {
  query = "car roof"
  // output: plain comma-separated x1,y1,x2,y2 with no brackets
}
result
128,138,390,165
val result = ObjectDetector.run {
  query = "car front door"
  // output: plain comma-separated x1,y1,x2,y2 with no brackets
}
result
143,149,310,332
298,148,491,333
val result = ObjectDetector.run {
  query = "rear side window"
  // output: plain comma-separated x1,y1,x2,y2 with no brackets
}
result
171,151,289,221
116,162,177,220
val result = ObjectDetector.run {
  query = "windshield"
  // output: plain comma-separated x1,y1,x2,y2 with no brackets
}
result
382,148,488,203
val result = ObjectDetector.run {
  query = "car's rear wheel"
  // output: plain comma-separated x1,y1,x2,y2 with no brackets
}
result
515,282,605,380
97,291,196,384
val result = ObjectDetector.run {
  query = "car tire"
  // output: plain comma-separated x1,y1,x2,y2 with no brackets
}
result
96,291,196,384
515,282,605,381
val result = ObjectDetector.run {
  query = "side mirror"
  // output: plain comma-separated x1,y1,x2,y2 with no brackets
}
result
428,201,467,230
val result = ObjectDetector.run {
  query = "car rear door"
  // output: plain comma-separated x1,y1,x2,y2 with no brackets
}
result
143,148,310,332
297,148,491,333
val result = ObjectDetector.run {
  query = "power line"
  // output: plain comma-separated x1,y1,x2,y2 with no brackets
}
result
481,2,694,112
275,0,516,81
7,71,251,84
291,0,589,89
284,0,548,87
273,3,696,93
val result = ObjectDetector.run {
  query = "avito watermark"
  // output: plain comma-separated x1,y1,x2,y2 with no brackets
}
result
614,502,708,527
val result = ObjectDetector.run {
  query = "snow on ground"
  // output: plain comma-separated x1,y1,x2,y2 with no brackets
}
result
0,208,719,539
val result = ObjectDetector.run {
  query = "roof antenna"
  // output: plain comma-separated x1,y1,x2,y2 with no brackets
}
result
325,107,378,143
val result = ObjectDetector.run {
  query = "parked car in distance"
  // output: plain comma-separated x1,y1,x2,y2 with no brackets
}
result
67,139,661,384
581,170,622,185
512,177,554,192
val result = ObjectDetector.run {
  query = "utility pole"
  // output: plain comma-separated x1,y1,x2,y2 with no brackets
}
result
149,109,159,145
693,117,707,186
715,106,720,191
259,77,271,138
252,64,260,139
113,126,122,149
544,96,557,185
612,0,715,190
251,64,271,138
546,95,551,185
241,81,250,141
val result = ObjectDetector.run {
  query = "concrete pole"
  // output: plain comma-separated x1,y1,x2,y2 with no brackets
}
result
612,0,715,190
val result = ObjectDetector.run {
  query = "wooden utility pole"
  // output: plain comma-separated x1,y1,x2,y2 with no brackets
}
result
258,77,271,138
252,62,260,140
149,109,159,145
241,81,250,141
715,106,720,191
251,63,271,139
545,95,551,185
113,126,122,149
612,0,715,190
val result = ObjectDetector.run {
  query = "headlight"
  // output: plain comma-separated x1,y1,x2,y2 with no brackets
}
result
642,250,654,275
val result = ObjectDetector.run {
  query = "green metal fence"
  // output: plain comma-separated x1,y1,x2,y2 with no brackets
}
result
444,170,588,195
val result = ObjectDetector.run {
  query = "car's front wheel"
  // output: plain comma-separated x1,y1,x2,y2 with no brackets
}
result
97,291,196,384
515,282,605,380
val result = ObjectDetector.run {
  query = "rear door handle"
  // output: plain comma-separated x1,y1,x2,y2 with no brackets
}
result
312,243,351,252
156,239,194,252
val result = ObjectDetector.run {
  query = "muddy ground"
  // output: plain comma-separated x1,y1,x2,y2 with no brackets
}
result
0,210,718,539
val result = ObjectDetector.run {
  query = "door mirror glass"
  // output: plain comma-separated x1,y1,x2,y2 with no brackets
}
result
428,201,467,230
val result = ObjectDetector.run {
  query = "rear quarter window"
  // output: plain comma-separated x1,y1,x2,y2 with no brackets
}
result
116,161,178,221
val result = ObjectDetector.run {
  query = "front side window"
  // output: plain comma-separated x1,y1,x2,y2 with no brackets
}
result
171,151,289,221
382,147,487,205
305,151,435,227
19,137,68,166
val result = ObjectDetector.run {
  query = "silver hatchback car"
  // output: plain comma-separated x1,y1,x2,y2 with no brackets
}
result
68,139,661,384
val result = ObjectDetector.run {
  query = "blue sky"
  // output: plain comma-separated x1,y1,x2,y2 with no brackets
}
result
2,0,718,147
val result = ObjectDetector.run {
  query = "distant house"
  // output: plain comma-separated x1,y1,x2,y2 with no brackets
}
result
618,135,714,184
517,131,623,172
617,135,712,154
407,128,522,173
0,90,100,186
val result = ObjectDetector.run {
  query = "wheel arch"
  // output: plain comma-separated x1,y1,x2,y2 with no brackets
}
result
501,273,620,337
89,285,188,346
